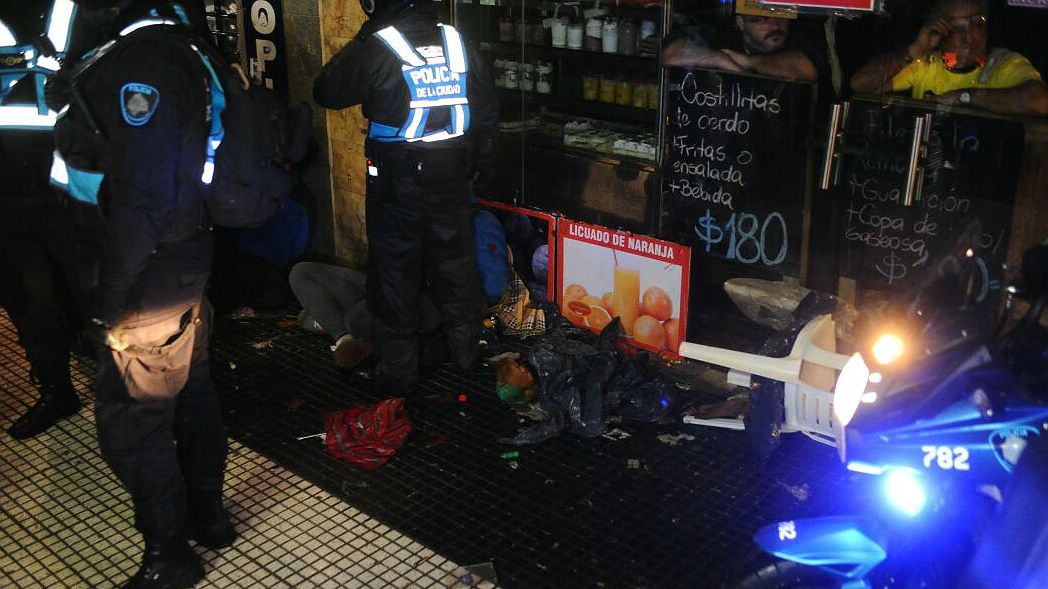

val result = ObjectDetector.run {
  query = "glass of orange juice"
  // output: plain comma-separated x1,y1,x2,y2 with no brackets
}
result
613,265,640,336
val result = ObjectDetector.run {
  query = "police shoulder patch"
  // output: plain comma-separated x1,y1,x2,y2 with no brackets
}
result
120,82,160,127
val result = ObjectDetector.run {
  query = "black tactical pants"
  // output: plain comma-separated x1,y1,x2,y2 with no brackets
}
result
94,271,227,542
0,203,90,386
365,147,482,386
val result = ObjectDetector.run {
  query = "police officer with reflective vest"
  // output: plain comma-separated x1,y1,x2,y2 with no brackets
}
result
0,0,90,441
52,1,233,587
314,0,497,390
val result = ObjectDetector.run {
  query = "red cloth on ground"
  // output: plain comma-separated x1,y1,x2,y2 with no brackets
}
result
324,397,412,470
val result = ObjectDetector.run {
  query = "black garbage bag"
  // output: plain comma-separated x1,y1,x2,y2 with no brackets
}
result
745,290,840,459
607,352,678,424
501,319,679,445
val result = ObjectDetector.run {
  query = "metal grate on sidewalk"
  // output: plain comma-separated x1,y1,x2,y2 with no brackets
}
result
209,310,850,588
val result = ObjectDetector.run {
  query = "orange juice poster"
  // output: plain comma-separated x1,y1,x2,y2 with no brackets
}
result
556,218,691,356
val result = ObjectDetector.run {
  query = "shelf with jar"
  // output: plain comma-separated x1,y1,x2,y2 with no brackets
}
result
492,53,658,121
499,109,658,165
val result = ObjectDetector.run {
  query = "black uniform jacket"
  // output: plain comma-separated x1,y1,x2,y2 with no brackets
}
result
53,4,212,325
313,5,497,164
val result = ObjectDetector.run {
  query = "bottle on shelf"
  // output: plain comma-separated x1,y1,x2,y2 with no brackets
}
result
535,61,553,94
615,76,633,106
584,15,602,51
599,74,617,104
601,18,619,53
521,62,535,92
582,73,599,101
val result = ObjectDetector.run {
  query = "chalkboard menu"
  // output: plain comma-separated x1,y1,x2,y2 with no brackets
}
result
831,100,1023,305
663,69,815,278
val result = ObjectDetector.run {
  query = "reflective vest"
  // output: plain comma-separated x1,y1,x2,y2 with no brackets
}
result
50,5,226,206
0,0,76,130
368,24,470,143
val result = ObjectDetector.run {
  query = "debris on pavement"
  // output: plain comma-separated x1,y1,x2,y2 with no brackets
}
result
325,398,412,470
656,433,695,447
601,428,631,441
446,562,497,589
500,318,679,445
776,480,811,502
495,355,537,403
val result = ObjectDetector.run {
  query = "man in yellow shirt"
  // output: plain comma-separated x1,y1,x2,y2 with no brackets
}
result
851,0,1048,117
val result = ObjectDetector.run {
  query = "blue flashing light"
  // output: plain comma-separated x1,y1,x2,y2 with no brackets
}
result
660,397,669,409
884,469,926,517
846,461,887,476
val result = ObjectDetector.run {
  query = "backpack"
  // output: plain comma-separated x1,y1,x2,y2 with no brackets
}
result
190,35,311,227
69,20,310,228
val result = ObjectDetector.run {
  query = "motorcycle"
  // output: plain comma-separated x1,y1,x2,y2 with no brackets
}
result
739,230,1048,589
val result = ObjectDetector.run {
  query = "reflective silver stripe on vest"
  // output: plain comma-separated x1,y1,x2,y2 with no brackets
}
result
0,104,57,129
439,24,466,74
0,20,15,46
0,2,74,130
375,26,426,67
46,0,76,55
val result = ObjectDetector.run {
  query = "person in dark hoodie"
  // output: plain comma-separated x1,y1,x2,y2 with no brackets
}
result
51,1,233,587
313,0,498,392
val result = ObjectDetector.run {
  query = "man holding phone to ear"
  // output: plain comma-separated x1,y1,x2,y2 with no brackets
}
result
851,0,1048,117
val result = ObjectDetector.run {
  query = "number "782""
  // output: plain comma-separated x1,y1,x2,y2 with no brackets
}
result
921,445,970,471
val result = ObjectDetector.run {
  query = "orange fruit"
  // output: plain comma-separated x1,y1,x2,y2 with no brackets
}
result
641,287,673,322
585,306,613,331
633,315,666,349
562,284,589,317
663,318,681,353
564,300,591,327
563,283,588,303
581,295,602,308
601,292,615,315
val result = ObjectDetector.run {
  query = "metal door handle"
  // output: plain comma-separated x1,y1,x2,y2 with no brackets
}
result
902,114,930,207
819,102,847,190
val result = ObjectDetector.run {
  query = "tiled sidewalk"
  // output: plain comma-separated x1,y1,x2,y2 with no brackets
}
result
0,313,479,589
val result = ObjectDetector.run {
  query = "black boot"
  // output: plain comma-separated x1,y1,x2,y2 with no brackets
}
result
8,379,80,440
122,537,204,589
187,490,237,550
443,322,479,371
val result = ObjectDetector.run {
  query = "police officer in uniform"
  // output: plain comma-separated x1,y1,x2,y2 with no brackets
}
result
0,1,86,441
53,1,233,587
314,0,497,390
